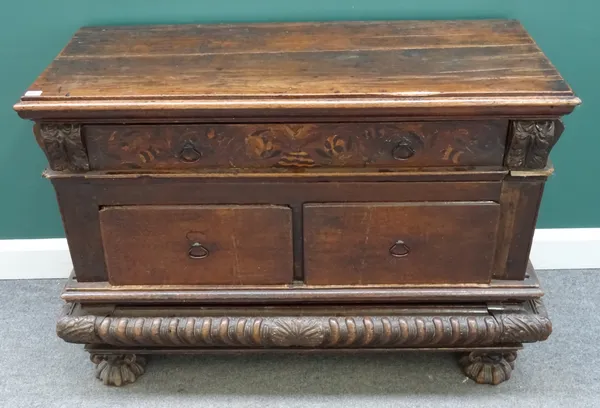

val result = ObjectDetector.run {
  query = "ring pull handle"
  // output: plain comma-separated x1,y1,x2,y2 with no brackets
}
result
188,242,209,259
391,142,416,160
179,141,202,163
389,240,410,258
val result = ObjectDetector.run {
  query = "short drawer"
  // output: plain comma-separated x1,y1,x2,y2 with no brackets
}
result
84,121,507,170
99,205,293,285
303,202,500,285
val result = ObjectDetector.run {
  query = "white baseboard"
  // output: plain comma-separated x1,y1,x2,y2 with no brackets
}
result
0,238,73,279
530,228,600,270
0,229,599,279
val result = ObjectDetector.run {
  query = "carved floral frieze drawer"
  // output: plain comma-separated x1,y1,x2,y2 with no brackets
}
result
82,121,508,170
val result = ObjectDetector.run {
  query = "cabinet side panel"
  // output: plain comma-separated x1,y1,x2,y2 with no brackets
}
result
51,178,107,281
493,179,545,280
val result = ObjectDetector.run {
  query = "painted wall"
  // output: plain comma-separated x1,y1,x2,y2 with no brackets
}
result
1,1,597,238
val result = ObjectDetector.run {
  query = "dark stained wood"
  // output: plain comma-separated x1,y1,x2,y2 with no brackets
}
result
99,205,293,285
85,346,523,355
61,20,539,56
56,298,552,386
493,178,545,279
291,205,304,281
49,177,503,206
14,20,580,386
57,299,550,349
64,286,545,304
84,121,507,170
34,124,89,171
22,45,567,98
61,264,543,304
45,167,509,182
47,174,501,282
505,120,564,170
18,103,578,121
304,202,500,285
52,180,106,282
460,351,518,385
14,20,580,120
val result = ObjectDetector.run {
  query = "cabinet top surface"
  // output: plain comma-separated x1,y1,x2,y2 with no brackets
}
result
15,20,579,119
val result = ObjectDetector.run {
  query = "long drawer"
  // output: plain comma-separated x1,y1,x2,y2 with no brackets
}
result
84,121,508,170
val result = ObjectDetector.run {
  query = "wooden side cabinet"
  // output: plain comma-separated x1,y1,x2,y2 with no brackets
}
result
14,20,579,386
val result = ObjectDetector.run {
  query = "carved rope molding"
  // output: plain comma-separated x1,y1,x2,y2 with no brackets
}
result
505,120,564,170
56,300,551,348
34,123,89,171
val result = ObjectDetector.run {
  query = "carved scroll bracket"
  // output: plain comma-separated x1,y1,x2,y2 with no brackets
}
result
34,123,89,171
505,120,564,170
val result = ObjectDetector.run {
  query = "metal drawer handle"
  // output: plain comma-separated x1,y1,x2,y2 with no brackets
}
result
389,240,410,258
188,242,209,259
179,141,202,163
391,142,416,160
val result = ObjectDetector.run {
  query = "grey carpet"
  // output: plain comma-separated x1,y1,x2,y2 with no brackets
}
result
0,270,599,408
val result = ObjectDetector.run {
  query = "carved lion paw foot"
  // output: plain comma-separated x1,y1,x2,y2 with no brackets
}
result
459,351,517,385
90,354,147,386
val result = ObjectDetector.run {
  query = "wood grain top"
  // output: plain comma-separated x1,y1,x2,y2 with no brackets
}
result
15,20,580,119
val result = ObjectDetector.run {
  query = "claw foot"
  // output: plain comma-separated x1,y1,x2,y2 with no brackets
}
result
459,351,517,385
90,354,147,386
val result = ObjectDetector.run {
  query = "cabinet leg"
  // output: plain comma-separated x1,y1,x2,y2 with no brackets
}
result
90,354,147,386
459,351,517,385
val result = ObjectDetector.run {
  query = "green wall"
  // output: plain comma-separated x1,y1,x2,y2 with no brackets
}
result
1,1,597,238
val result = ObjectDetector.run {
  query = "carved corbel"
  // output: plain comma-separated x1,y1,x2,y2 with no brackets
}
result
34,123,89,171
505,120,564,169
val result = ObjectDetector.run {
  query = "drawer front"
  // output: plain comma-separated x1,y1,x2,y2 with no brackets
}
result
304,202,500,285
85,121,507,170
99,205,293,285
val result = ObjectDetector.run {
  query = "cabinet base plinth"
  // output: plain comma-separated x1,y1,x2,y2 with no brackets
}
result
57,299,551,386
